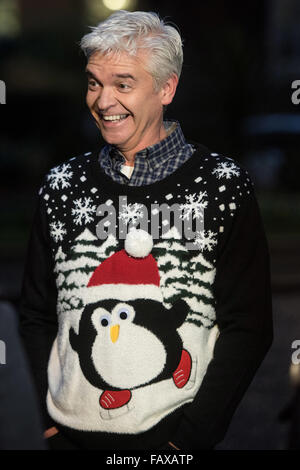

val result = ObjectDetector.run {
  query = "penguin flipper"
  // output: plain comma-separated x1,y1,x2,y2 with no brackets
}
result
169,299,190,327
69,327,79,352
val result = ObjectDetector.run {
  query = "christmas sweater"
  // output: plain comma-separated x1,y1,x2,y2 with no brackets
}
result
20,143,273,450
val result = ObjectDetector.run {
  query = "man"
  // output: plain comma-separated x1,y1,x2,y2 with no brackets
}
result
20,10,273,450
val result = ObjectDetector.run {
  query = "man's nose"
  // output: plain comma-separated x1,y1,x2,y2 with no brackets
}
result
96,87,116,112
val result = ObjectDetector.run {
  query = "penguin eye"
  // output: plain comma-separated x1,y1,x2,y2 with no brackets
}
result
99,314,111,327
117,308,130,321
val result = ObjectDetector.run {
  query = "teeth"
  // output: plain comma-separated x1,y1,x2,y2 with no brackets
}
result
102,114,128,121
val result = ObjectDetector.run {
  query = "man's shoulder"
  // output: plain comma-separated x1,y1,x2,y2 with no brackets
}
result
37,150,97,198
43,150,95,185
192,142,253,186
48,150,94,173
188,143,255,205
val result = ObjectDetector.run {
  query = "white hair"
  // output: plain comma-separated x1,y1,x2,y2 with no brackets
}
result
80,10,183,90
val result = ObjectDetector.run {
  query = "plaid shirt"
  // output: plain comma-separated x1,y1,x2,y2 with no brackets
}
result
98,120,195,186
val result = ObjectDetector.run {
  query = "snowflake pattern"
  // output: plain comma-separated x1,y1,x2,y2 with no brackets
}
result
212,162,240,180
72,197,96,226
119,203,144,226
47,163,73,190
50,220,67,242
180,192,208,221
193,230,218,252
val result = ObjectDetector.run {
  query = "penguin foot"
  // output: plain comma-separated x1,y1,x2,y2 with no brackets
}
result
184,356,198,390
172,349,192,389
100,401,134,421
100,389,132,409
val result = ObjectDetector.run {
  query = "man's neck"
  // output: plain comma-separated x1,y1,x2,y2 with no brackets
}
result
120,123,168,166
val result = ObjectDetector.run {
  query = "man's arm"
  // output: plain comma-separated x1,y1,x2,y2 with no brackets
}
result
19,192,58,432
171,190,273,449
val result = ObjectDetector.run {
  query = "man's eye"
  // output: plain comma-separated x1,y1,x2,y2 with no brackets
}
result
119,83,130,90
88,80,98,88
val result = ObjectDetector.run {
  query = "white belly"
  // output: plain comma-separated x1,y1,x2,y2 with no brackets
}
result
92,324,167,389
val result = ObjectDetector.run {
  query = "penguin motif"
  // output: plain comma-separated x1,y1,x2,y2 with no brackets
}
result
69,229,193,412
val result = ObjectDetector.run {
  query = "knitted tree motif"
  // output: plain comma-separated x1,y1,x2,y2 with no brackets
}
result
153,227,190,308
184,252,216,329
54,229,118,315
153,226,216,329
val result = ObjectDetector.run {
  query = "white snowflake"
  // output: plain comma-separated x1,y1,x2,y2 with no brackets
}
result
180,192,208,220
72,197,96,225
119,203,144,226
193,230,218,252
50,221,67,242
47,163,73,190
212,162,240,180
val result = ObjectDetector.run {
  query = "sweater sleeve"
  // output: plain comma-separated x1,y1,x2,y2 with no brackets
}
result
171,189,273,449
19,190,58,430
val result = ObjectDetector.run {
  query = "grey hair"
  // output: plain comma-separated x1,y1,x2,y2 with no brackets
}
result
80,10,183,90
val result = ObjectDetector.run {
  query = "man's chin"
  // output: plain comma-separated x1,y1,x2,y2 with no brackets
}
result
100,129,131,148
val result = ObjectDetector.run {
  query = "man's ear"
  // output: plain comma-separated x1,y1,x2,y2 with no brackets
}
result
160,74,179,106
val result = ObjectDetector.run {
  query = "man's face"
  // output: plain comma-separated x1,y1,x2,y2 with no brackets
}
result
85,50,175,155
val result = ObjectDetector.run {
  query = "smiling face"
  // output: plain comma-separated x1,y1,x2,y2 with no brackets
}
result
85,50,178,159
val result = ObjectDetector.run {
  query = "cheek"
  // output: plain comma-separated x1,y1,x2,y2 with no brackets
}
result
86,91,91,106
141,93,163,116
86,92,97,111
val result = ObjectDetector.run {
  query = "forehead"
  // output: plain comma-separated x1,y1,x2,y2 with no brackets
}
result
86,50,150,77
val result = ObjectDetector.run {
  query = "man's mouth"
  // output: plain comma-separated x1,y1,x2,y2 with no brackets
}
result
101,114,130,122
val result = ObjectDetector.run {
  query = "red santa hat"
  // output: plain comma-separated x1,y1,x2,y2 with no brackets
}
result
82,229,163,304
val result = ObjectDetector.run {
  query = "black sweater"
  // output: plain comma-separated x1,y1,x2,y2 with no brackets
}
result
20,143,273,450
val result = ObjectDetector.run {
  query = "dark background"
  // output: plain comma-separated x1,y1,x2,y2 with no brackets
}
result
0,0,300,449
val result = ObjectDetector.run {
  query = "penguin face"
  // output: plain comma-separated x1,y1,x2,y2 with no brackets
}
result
91,303,136,344
90,302,166,389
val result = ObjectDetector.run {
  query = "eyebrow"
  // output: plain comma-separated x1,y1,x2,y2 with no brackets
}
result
112,73,136,81
85,70,97,79
85,70,136,81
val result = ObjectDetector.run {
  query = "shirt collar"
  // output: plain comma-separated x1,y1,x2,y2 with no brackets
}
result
100,119,186,172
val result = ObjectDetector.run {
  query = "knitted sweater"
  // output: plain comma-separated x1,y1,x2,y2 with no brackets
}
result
20,142,273,450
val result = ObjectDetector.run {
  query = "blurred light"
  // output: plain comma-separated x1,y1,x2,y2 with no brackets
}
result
244,114,300,136
103,0,129,10
86,0,136,22
0,0,21,37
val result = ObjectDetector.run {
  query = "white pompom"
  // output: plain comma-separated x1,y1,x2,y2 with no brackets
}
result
125,228,153,258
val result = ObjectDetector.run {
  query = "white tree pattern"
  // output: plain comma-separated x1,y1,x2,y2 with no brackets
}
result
180,192,208,221
212,162,240,180
47,163,73,190
193,230,218,252
54,229,118,316
50,220,67,242
72,197,97,226
153,226,217,329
